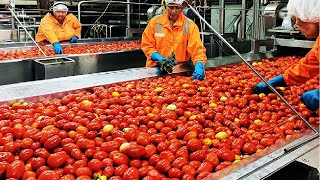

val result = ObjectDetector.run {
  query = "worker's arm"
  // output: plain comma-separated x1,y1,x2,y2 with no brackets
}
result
40,17,59,44
141,17,158,60
70,14,82,38
284,35,320,86
186,21,207,65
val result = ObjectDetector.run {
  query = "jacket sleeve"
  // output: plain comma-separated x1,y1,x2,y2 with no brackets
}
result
186,21,207,65
39,17,59,44
141,17,158,60
284,35,320,86
71,14,82,38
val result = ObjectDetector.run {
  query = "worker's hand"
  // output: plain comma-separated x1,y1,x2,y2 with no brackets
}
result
252,74,286,94
151,52,165,63
192,61,205,80
151,52,176,64
300,89,319,111
70,36,78,43
52,42,63,54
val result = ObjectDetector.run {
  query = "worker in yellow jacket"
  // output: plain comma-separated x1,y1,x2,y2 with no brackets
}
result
141,0,207,80
36,2,81,54
253,0,319,111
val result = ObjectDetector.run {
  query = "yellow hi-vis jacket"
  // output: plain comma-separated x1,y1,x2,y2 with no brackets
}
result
284,34,320,85
36,13,81,44
141,11,207,67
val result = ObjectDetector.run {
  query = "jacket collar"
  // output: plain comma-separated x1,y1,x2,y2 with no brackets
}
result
157,11,186,28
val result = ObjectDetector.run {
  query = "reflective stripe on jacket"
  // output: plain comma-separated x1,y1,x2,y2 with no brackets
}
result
141,11,207,67
284,34,320,85
36,13,82,44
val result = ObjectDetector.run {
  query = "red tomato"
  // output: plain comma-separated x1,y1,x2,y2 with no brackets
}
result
102,166,114,177
242,142,257,155
88,159,102,172
100,141,121,152
44,135,61,150
159,150,175,162
147,169,162,180
123,167,139,180
143,145,157,158
47,151,68,168
155,159,171,173
189,150,206,161
182,165,196,176
30,157,46,170
124,144,146,158
35,166,50,177
204,152,220,168
217,148,235,162
38,170,59,180
215,161,233,171
114,164,128,177
168,167,183,178
34,148,50,160
196,162,213,174
76,138,95,150
61,174,76,180
175,146,189,158
172,157,188,169
75,167,92,177
6,160,25,179
129,159,142,169
196,171,211,180
19,149,34,162
0,152,14,162
150,133,166,143
136,132,151,146
231,138,245,150
112,152,129,165
0,161,8,177
63,164,76,175
182,173,196,180
3,142,20,153
260,138,275,147
22,171,36,180
187,139,202,152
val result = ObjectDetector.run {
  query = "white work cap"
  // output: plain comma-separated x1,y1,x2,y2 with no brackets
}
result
165,0,185,5
287,0,320,23
52,2,68,12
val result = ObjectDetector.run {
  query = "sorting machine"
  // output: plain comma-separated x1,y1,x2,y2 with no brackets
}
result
0,0,318,179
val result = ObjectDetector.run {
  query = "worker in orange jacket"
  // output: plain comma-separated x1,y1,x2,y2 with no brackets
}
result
36,2,81,54
253,0,319,111
141,0,207,80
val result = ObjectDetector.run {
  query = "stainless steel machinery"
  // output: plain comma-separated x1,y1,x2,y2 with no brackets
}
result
263,1,315,49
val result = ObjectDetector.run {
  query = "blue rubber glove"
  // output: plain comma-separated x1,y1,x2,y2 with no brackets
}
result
300,89,319,111
70,36,78,43
150,52,176,65
192,62,205,80
252,75,287,94
151,52,165,63
52,42,63,54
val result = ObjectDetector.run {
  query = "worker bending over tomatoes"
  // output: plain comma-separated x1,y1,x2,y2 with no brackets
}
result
141,0,207,80
36,2,82,54
253,0,319,111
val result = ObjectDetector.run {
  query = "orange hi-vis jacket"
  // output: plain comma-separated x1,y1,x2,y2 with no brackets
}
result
284,33,320,85
36,13,81,44
141,11,207,67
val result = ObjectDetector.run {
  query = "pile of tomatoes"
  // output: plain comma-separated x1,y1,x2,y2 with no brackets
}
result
0,41,141,61
0,56,319,180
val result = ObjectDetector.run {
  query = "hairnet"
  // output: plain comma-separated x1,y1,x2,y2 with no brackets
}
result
287,0,320,23
165,0,185,5
52,2,68,13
